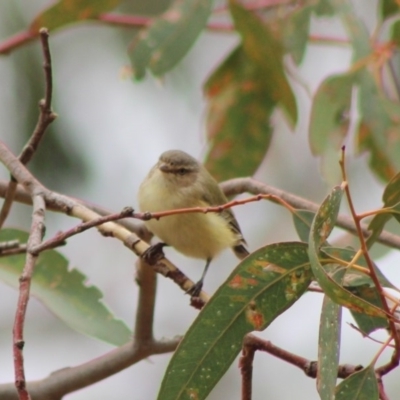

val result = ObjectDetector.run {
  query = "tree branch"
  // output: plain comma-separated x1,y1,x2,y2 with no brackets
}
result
0,337,180,400
220,177,400,251
0,28,56,229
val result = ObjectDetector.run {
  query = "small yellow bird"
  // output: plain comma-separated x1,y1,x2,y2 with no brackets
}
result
138,150,248,296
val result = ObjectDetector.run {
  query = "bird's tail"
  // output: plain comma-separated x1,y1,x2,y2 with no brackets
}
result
233,244,250,260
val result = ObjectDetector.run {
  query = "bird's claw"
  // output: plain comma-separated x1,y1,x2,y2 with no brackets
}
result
186,280,203,298
141,242,166,265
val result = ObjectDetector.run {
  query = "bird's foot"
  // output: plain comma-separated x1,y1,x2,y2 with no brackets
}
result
186,280,203,298
141,242,167,265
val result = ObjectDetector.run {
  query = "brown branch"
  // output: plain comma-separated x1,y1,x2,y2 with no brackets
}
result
4,177,400,251
134,258,157,343
13,194,46,400
0,141,210,305
377,377,390,400
0,179,152,242
0,337,180,400
339,150,400,376
242,334,362,380
31,207,135,254
220,177,400,251
0,28,56,229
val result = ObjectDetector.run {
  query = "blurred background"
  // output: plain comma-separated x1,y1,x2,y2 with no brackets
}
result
1,0,399,398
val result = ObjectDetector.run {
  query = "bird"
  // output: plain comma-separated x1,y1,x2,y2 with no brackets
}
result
138,149,249,296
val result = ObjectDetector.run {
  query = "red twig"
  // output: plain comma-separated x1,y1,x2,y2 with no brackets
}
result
339,148,400,376
0,30,37,55
31,207,135,254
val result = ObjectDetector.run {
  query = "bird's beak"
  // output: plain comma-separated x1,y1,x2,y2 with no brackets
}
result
159,162,170,173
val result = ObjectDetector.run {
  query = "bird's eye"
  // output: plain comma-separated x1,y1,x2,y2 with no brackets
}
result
177,168,186,175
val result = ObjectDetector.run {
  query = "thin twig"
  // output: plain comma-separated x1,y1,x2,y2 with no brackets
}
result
13,194,45,400
220,177,400,251
0,179,152,242
339,149,400,376
31,207,135,254
0,28,56,229
3,177,400,250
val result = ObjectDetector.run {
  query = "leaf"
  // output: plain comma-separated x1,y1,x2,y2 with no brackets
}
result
0,229,131,346
313,0,335,16
229,0,297,126
357,121,396,182
204,46,275,181
391,19,400,46
282,5,313,65
292,209,315,242
367,172,400,247
308,186,387,318
380,0,400,19
321,246,393,334
331,1,400,182
357,76,400,182
30,0,120,32
317,296,341,400
157,242,312,400
335,365,379,400
309,73,355,156
322,247,396,289
128,0,213,79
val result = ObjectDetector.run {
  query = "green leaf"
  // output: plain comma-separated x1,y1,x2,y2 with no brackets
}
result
229,0,297,126
322,247,396,289
391,19,400,46
292,209,315,242
204,46,275,181
380,0,400,19
309,73,355,156
335,365,379,400
313,0,335,16
367,172,400,247
330,0,371,61
30,0,120,31
128,0,213,79
357,121,397,182
348,285,388,334
357,75,400,182
282,5,313,65
157,242,312,400
317,296,341,400
331,1,400,182
321,246,392,334
308,186,386,318
0,229,131,346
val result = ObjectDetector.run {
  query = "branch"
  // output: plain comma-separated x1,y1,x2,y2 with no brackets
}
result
0,28,56,229
339,150,400,376
241,333,362,380
220,177,400,251
13,194,45,400
0,142,210,305
0,337,180,400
